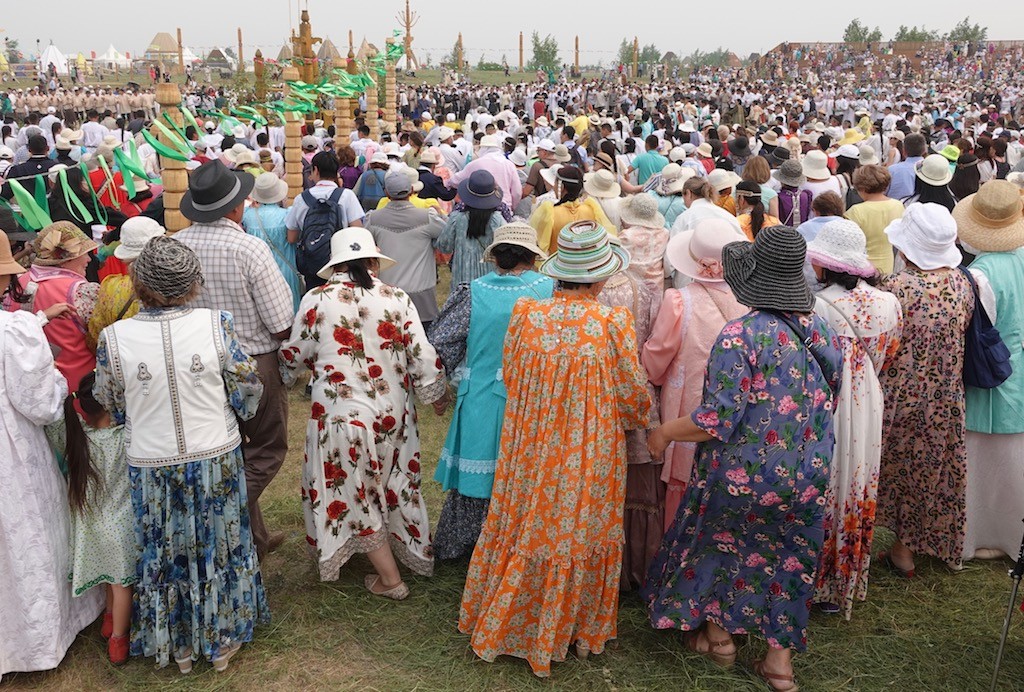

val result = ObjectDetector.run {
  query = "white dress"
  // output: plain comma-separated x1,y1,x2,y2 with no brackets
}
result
0,311,103,675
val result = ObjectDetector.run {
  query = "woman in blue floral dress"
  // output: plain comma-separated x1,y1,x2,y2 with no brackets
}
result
95,237,269,674
643,227,842,692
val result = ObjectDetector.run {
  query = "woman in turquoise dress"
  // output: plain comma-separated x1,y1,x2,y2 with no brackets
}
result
427,222,554,559
94,237,269,674
643,228,842,692
243,174,302,310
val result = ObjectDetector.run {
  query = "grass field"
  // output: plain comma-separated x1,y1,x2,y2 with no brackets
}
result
3,271,1024,691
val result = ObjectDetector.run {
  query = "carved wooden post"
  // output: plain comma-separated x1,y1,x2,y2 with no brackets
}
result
384,38,398,135
155,82,187,232
282,65,303,207
253,49,266,101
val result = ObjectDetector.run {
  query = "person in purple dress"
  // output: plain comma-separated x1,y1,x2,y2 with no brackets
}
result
642,226,842,692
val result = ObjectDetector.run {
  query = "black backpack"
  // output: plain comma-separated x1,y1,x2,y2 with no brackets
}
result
296,188,346,278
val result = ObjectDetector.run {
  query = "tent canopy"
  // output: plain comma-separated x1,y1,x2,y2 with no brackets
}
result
97,44,131,69
39,43,69,75
0,52,9,72
317,38,341,62
144,32,179,61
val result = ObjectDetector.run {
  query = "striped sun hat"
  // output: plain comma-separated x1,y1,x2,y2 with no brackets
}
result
539,221,630,283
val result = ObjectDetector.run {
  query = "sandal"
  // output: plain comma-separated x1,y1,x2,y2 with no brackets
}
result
753,659,798,692
364,573,409,601
212,642,242,673
575,642,590,660
175,647,193,675
683,628,736,668
878,551,915,579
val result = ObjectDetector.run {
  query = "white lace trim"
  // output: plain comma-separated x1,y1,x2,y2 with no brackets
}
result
439,447,497,475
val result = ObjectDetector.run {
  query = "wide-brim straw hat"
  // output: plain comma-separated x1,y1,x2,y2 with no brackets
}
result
33,221,99,266
114,216,166,261
539,220,629,283
885,202,962,270
761,130,780,146
723,225,814,312
317,227,396,280
619,193,665,229
539,164,564,190
583,169,621,199
482,220,548,263
696,142,713,158
916,154,954,187
707,168,741,192
837,128,865,146
0,230,26,276
659,163,694,195
953,180,1024,252
805,218,877,278
251,172,289,205
666,218,747,283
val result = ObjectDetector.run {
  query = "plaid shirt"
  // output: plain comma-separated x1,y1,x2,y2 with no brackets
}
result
175,218,295,356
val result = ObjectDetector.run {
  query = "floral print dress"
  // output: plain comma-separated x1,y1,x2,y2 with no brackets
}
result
643,311,842,652
280,273,447,581
458,293,650,677
878,268,973,569
95,310,269,668
812,283,902,619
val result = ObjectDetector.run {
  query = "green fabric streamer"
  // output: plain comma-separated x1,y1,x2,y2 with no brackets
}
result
81,162,108,226
160,112,194,150
58,168,94,225
141,130,191,162
8,179,52,230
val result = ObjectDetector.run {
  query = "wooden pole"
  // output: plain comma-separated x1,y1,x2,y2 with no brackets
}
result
154,83,187,232
519,32,524,73
385,38,398,135
282,64,303,207
575,36,579,73
176,28,184,75
633,37,639,79
457,33,463,72
254,49,266,101
237,28,244,73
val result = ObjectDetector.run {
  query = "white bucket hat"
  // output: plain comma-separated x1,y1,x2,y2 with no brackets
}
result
801,150,831,180
884,202,962,270
915,153,954,186
805,218,877,278
583,169,621,199
114,217,167,261
250,172,288,205
317,227,396,280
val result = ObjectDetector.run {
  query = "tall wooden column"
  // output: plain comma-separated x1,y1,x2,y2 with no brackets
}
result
384,38,398,134
282,65,303,207
154,83,187,232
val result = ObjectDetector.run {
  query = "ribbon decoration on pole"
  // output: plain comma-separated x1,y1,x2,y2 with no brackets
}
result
0,177,52,231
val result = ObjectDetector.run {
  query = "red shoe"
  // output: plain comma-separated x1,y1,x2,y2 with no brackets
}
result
108,634,129,665
100,612,113,640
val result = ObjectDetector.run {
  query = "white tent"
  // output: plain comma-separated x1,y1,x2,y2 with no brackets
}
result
181,47,201,64
97,44,131,69
38,43,70,75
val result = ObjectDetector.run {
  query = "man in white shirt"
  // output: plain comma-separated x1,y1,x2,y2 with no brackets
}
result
80,110,107,153
437,126,463,172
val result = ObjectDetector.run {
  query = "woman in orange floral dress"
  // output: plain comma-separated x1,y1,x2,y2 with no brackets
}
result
458,221,650,677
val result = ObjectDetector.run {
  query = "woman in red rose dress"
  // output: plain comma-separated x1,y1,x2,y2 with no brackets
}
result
280,229,449,599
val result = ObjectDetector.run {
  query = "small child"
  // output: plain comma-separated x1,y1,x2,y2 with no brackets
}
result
59,372,135,665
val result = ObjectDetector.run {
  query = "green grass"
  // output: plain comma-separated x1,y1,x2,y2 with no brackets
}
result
4,270,1024,691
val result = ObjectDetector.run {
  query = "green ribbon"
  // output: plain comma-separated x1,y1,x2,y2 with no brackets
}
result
82,161,108,226
141,129,191,162
161,111,194,150
58,168,93,226
7,179,52,230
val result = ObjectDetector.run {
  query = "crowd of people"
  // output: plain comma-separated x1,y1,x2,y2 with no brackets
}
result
3,54,1024,690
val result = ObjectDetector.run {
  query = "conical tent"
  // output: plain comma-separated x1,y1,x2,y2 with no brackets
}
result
181,47,201,64
97,44,131,69
204,48,236,70
317,38,341,62
356,38,378,61
277,43,293,62
38,43,69,74
144,32,179,61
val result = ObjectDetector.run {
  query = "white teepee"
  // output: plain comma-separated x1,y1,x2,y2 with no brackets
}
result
38,43,70,75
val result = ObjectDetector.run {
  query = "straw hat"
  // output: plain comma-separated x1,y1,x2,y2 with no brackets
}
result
658,162,694,195
836,128,865,146
539,221,629,283
0,230,26,276
251,173,288,205
916,154,954,186
884,202,962,270
858,147,879,166
223,143,252,164
805,218,877,278
419,148,440,165
552,144,572,163
707,168,741,192
666,218,747,283
723,225,814,312
696,142,713,158
539,164,564,190
619,193,666,229
583,169,621,199
761,130,780,146
32,221,99,266
953,180,1024,252
773,160,806,187
233,149,259,167
317,227,396,280
482,221,548,263
111,216,165,262
802,150,831,180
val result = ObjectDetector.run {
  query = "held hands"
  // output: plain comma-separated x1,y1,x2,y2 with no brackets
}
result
432,389,451,416
647,425,669,459
42,302,74,320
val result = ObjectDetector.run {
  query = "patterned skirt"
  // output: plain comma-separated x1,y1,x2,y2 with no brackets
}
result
433,490,490,561
129,447,270,667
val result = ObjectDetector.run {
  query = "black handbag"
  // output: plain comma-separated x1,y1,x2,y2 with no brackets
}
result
959,267,1012,389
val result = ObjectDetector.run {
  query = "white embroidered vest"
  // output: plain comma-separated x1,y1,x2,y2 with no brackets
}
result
105,307,241,466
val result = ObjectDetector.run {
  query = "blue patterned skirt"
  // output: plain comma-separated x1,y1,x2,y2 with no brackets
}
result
129,447,270,667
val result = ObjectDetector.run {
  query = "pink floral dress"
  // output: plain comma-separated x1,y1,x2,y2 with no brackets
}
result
280,272,447,581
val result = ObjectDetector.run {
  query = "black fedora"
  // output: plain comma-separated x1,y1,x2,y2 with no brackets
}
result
181,159,255,223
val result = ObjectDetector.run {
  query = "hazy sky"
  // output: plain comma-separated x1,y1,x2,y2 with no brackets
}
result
3,1,1022,65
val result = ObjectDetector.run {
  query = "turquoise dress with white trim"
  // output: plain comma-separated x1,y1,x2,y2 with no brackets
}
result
429,270,553,559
